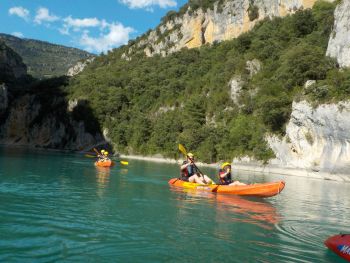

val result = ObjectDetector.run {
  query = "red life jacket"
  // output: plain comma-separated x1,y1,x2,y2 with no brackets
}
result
219,169,232,185
180,161,195,178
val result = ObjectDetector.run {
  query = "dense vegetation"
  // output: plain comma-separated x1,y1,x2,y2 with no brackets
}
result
64,1,349,163
0,34,93,79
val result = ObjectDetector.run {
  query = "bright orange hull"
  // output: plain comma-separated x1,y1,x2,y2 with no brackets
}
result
94,160,114,167
168,178,285,197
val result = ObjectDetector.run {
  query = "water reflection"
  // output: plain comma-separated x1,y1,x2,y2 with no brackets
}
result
119,168,129,175
215,195,279,230
95,167,110,196
169,187,279,230
169,186,216,205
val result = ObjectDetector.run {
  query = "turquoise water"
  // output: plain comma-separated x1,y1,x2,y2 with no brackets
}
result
0,147,349,262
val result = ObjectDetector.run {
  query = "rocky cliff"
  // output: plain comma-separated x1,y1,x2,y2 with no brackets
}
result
326,0,350,68
124,0,331,58
267,100,350,174
0,93,103,150
67,57,95,77
0,42,104,151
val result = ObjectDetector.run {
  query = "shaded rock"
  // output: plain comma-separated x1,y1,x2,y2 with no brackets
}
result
0,83,8,111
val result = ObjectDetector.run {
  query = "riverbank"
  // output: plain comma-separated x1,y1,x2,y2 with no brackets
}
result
119,154,350,183
119,154,218,168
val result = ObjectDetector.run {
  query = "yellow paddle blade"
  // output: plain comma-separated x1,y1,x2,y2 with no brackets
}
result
120,161,129,165
85,154,96,158
178,144,187,156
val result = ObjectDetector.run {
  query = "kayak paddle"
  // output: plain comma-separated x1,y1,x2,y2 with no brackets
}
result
87,148,128,165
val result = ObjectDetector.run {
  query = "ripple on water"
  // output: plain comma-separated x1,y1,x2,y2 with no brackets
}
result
1,151,350,262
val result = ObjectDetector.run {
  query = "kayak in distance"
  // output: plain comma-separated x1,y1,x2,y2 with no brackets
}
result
168,178,285,198
94,160,115,167
325,234,350,262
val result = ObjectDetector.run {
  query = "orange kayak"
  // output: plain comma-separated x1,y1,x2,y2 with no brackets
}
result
94,160,114,167
168,178,285,197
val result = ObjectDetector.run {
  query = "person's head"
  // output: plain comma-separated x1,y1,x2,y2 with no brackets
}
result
101,149,105,153
104,151,109,156
221,162,231,171
187,152,194,161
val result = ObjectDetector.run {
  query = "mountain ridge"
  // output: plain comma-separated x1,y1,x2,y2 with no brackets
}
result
121,0,334,59
0,33,94,79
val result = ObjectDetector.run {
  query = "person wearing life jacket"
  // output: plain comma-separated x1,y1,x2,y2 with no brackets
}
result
97,150,105,162
102,151,110,162
98,150,110,162
218,162,246,186
180,153,213,184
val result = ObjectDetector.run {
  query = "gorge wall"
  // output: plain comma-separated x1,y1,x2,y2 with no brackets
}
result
124,0,332,58
0,42,104,151
262,0,350,175
0,94,104,151
267,101,350,174
326,0,350,68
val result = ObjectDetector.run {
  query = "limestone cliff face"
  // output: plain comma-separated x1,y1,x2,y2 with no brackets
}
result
267,100,350,174
0,95,104,151
0,43,104,151
125,0,327,58
67,57,95,77
326,0,350,68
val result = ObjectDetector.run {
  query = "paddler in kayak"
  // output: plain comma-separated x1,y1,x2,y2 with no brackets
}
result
218,162,246,186
180,153,213,184
98,150,110,162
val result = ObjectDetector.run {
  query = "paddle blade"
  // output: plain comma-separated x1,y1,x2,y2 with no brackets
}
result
85,154,96,158
120,161,129,165
178,144,187,156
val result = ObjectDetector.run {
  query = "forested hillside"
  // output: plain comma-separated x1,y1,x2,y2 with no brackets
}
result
0,34,93,79
64,1,350,162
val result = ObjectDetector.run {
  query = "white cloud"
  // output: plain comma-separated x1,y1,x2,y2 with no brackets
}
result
34,7,59,24
12,32,24,38
8,6,30,21
60,16,106,35
58,15,133,52
120,0,176,9
64,16,101,28
79,23,134,53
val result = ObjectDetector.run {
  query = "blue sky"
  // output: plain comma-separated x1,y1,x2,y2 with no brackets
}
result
1,0,187,53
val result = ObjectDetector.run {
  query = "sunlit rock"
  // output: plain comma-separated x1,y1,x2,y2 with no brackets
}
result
327,0,350,68
123,0,331,58
67,57,95,77
267,100,350,173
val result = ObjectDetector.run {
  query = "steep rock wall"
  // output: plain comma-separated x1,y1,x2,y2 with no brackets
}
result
126,0,330,58
267,100,350,174
0,94,104,151
326,0,350,68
